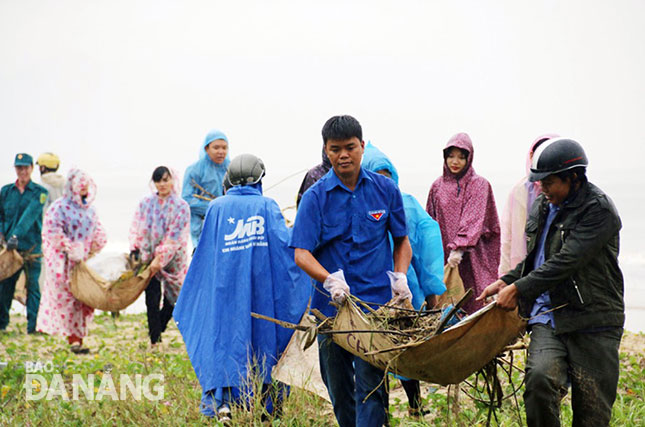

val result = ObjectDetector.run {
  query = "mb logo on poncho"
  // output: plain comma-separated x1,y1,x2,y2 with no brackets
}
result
225,216,265,241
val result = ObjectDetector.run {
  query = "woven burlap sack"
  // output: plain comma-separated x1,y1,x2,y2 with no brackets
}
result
271,314,330,402
395,303,526,384
330,298,526,385
330,298,408,372
0,248,23,282
70,261,152,311
436,265,466,307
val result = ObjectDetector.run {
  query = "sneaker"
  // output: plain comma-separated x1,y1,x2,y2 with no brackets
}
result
218,405,232,424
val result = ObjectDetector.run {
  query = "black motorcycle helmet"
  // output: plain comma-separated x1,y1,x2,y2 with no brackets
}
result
528,138,588,182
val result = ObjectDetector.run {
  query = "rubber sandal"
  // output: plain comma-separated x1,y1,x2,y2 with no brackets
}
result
70,343,90,354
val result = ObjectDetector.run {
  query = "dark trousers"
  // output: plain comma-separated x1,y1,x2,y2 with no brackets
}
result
401,379,421,410
317,334,388,427
524,324,622,427
145,276,174,344
0,259,41,332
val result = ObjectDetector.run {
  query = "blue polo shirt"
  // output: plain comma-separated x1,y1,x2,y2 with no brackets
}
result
290,167,407,317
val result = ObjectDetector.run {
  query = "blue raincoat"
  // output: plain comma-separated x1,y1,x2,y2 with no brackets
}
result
173,183,310,410
362,142,446,308
182,129,230,246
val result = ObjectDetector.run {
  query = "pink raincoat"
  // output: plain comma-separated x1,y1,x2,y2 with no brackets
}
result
426,133,500,313
129,173,190,304
36,169,107,338
498,134,558,276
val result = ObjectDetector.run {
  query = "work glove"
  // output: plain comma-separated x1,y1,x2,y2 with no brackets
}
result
68,241,86,262
323,270,350,304
386,271,412,305
447,249,464,267
6,235,18,251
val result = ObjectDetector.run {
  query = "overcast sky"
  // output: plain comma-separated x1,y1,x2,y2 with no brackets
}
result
1,0,643,249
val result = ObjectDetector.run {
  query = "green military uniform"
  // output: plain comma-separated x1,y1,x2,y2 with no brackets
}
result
0,171,48,333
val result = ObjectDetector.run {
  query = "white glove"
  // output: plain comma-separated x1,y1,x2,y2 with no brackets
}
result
447,249,464,267
323,270,350,304
386,271,412,304
68,241,86,262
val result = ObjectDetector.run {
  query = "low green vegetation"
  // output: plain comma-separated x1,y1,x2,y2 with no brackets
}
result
1,312,643,426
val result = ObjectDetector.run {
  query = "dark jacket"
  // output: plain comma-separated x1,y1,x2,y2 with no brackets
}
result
501,180,624,334
0,181,48,253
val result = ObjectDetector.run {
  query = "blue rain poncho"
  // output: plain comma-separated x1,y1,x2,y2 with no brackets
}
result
362,142,446,309
173,183,310,403
182,129,230,246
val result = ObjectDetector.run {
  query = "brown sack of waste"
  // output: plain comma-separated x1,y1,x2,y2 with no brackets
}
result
0,248,23,282
435,264,465,307
14,273,27,305
331,298,526,385
70,261,152,312
272,314,330,402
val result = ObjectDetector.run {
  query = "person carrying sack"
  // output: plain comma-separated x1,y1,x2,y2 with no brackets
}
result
478,138,625,426
0,153,48,334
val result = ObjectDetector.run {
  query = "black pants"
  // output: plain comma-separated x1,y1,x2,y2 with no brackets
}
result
524,324,622,427
145,277,174,344
401,379,421,411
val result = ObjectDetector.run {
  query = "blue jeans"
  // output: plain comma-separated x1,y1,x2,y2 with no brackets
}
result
318,334,387,427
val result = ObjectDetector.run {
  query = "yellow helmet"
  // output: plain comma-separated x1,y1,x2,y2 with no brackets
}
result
36,152,60,169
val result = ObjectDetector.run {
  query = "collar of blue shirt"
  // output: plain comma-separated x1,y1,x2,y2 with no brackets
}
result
323,167,374,193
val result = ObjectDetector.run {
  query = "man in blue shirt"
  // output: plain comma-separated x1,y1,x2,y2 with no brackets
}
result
0,153,48,333
290,115,412,427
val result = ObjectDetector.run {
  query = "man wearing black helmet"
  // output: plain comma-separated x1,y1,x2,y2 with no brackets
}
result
174,154,309,422
477,138,624,426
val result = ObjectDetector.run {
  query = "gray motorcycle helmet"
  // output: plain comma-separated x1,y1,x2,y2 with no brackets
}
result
528,138,588,182
222,172,232,193
225,153,266,188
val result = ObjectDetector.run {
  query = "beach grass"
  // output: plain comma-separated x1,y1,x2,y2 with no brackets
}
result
1,312,643,426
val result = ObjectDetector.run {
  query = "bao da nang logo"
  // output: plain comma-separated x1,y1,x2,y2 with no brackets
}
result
23,362,164,401
224,215,265,241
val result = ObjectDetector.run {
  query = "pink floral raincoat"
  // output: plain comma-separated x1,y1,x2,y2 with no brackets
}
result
129,174,190,305
426,133,501,313
498,134,559,276
36,169,107,338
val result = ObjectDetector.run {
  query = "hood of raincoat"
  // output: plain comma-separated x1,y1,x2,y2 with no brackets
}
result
64,168,97,208
362,141,400,185
525,134,560,176
196,129,230,187
199,129,230,162
442,132,474,181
